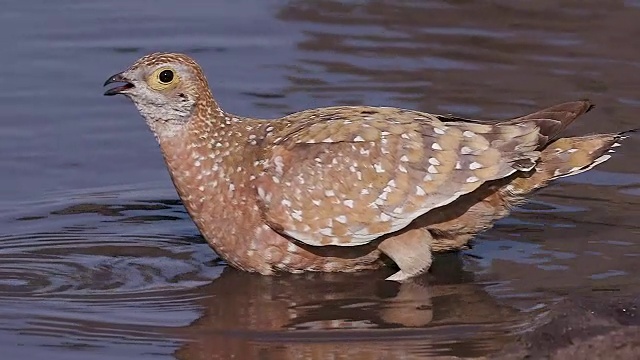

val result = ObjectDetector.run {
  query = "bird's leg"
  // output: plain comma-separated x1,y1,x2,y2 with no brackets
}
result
378,228,434,282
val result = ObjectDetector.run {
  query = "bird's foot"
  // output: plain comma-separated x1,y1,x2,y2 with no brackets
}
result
378,227,433,282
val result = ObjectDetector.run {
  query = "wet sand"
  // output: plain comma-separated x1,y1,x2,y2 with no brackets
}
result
495,294,640,359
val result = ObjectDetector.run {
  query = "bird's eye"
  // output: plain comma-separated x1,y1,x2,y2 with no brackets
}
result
158,69,174,84
147,67,180,91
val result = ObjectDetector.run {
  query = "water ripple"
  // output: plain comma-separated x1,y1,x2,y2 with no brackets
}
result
0,233,219,301
0,187,223,357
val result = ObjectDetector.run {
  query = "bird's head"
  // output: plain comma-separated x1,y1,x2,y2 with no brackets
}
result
104,52,217,137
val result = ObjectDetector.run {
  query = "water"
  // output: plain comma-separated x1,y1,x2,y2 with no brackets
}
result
1,1,639,359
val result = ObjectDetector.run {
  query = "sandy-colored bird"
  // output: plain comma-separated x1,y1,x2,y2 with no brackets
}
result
104,52,633,281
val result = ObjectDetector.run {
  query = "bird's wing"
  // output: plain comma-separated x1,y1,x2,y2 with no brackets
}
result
253,106,543,247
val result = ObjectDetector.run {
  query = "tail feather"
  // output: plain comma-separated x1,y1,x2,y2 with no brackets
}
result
505,99,594,146
508,129,635,195
488,99,595,174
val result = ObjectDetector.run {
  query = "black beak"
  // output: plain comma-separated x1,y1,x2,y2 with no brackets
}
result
103,72,134,96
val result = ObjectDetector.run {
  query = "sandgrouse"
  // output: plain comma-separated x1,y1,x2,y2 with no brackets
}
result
104,52,633,281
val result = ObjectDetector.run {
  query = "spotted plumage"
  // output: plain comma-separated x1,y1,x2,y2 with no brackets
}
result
104,52,635,281
255,106,543,247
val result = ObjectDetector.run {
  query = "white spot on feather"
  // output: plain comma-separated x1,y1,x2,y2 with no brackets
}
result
428,165,438,174
291,210,303,222
431,142,443,150
416,186,426,196
461,146,473,155
466,176,479,183
274,156,285,175
469,161,483,170
553,154,612,180
428,157,441,166
343,200,354,208
594,155,612,164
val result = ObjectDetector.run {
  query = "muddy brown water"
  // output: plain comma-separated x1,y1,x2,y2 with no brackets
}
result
1,1,639,359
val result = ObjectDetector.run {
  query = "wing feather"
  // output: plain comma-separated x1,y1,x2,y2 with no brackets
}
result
254,106,544,247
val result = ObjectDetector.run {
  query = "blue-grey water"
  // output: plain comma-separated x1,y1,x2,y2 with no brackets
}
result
0,1,639,359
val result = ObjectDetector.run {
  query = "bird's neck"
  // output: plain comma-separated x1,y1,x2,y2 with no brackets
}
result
138,95,221,141
157,115,252,194
153,113,268,237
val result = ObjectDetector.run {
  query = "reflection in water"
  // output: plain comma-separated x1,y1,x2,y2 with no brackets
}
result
3,195,530,360
49,199,184,221
174,256,524,360
0,195,526,360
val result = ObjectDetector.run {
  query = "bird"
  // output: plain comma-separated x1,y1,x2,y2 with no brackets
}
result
103,52,634,281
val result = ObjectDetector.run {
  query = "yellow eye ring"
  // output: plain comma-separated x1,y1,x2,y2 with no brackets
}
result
147,67,179,91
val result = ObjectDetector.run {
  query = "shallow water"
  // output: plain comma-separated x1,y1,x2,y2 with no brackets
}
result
1,0,639,359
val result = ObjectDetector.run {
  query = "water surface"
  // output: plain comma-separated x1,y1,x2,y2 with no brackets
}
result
1,1,639,359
